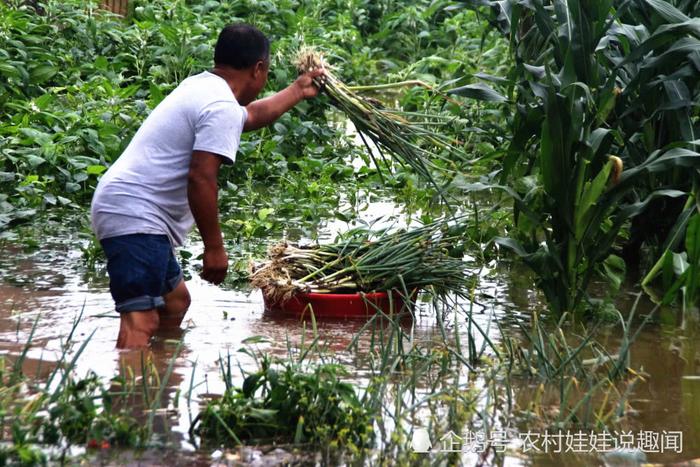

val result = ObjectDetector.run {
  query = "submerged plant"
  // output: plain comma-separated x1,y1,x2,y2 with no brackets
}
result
501,297,652,430
0,311,188,464
643,212,700,309
0,329,147,465
192,352,374,452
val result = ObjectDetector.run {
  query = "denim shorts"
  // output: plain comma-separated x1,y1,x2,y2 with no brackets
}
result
100,234,183,313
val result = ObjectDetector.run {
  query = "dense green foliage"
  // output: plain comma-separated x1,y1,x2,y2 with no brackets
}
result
456,0,700,312
4,1,695,463
0,0,356,232
0,0,504,231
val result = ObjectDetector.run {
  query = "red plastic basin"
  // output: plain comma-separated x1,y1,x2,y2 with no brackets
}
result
262,290,410,319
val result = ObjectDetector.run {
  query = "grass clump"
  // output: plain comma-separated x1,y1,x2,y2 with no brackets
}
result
0,363,147,465
192,353,374,453
501,300,652,431
0,314,157,465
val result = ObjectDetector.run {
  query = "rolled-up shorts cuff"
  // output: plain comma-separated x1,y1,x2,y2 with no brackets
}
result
166,270,184,294
116,296,166,313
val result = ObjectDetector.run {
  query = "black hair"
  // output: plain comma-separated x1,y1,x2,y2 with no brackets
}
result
214,24,270,69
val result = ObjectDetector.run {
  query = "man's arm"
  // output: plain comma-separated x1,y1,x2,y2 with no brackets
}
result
188,150,228,285
244,68,325,132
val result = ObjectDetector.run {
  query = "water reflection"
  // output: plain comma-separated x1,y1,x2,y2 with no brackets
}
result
2,212,700,466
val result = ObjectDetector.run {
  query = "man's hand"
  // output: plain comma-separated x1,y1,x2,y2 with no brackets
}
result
244,68,326,132
294,68,326,100
201,244,228,285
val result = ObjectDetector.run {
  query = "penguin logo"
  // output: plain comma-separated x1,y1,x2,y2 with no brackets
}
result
412,428,432,452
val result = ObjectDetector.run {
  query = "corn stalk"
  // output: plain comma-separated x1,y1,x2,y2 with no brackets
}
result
453,0,700,313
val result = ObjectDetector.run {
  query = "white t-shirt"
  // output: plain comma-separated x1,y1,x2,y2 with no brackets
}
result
91,71,247,246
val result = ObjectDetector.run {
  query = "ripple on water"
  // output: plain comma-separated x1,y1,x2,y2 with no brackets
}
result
2,209,699,465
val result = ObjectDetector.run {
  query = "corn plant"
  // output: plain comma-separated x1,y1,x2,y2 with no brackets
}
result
602,0,700,271
454,0,700,314
643,212,700,308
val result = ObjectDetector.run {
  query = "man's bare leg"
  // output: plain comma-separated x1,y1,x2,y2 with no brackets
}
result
117,310,160,349
159,280,191,329
115,281,189,348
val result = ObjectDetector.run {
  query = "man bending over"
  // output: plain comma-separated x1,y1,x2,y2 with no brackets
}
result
91,24,324,348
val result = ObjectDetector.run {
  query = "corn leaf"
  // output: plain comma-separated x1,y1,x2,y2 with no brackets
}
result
447,82,508,102
644,0,691,24
575,160,613,240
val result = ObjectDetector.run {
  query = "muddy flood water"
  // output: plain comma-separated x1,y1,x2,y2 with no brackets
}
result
1,206,700,467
